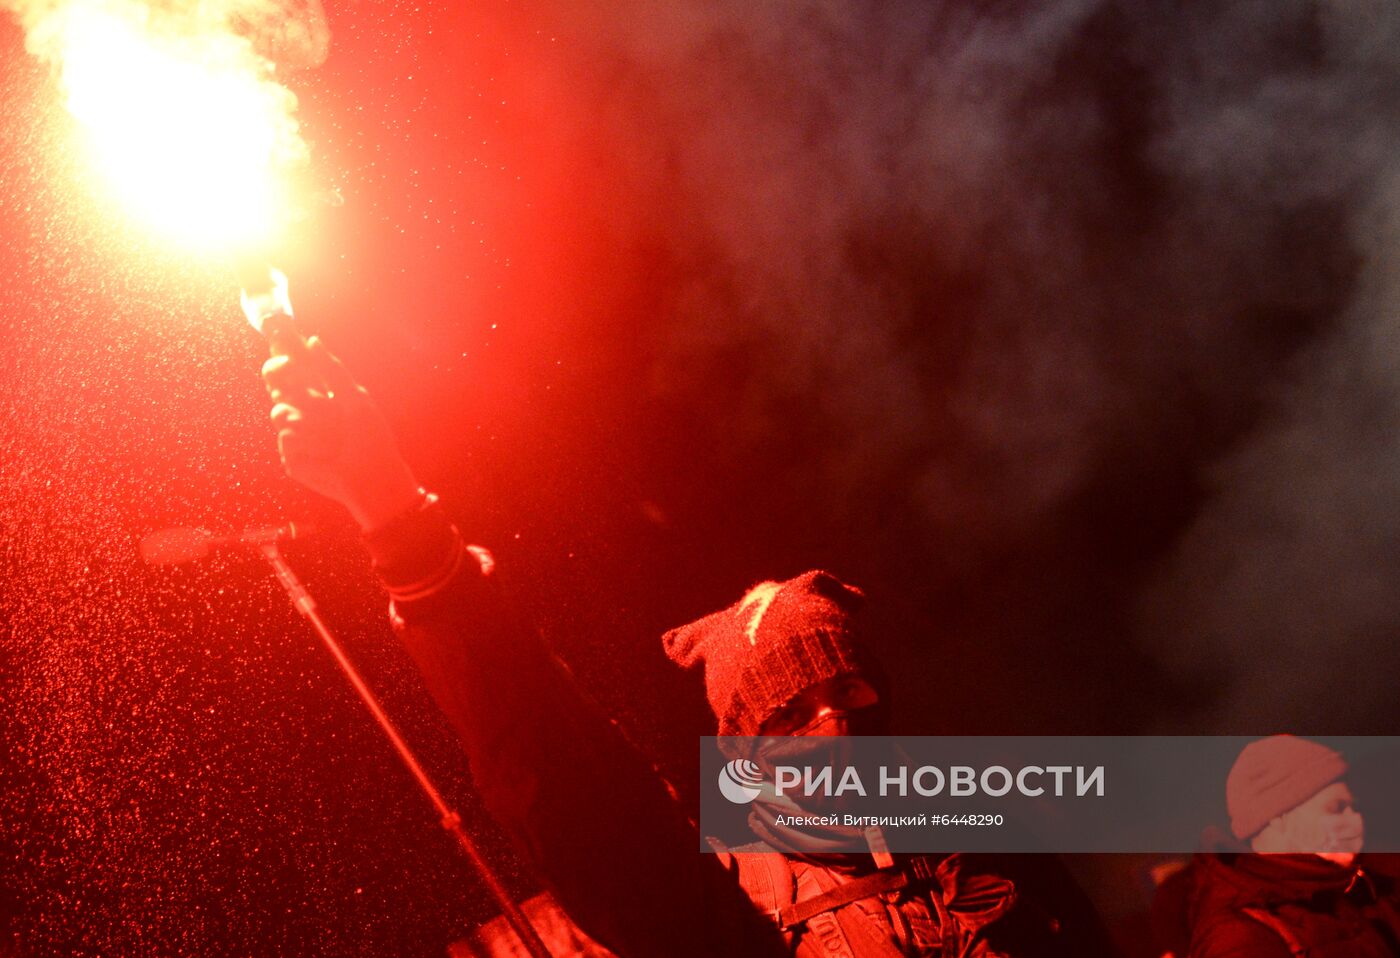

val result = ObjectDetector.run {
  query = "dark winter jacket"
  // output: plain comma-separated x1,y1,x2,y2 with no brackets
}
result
363,496,1113,957
1187,853,1400,958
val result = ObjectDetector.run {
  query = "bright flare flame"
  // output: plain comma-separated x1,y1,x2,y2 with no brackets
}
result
45,1,305,253
240,266,292,333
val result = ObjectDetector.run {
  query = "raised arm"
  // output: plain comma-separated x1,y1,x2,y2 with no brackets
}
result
260,338,785,957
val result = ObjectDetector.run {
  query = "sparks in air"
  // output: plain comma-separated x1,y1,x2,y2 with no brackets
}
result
47,0,306,253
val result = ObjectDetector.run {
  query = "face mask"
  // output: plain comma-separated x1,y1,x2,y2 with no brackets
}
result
751,728,859,814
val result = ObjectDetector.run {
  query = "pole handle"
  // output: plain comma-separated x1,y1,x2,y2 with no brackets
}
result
257,544,553,958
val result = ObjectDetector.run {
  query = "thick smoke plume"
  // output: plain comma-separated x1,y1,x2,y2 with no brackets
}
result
520,0,1400,730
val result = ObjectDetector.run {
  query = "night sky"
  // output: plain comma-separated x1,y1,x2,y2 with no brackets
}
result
3,1,1400,955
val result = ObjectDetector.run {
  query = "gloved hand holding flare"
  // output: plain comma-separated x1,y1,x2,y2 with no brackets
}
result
243,268,422,533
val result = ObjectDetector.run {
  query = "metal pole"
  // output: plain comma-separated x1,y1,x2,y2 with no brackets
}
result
258,542,553,958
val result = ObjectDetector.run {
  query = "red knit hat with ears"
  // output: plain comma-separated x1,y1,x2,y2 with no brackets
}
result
1227,735,1348,840
662,570,874,737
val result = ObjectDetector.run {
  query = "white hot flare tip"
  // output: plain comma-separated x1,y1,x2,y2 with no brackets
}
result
240,267,293,334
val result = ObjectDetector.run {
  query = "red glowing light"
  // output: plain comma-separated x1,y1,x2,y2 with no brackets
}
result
44,0,306,253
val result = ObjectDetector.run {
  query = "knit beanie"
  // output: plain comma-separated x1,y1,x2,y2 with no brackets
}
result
1226,736,1348,840
662,570,874,737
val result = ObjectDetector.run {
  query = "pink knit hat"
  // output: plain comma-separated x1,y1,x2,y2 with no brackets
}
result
1226,736,1348,840
661,571,874,737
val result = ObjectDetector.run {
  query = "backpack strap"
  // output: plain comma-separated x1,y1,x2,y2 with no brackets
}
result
791,861,904,958
719,845,1017,957
712,838,798,918
713,841,902,957
776,857,944,930
1239,906,1309,958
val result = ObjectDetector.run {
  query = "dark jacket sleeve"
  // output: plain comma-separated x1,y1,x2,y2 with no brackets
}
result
1187,914,1294,958
363,495,787,958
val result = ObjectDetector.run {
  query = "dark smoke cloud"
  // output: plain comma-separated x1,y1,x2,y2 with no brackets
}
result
516,0,1400,728
1121,1,1400,730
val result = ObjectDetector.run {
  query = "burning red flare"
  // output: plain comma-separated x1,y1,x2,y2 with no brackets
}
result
33,0,309,253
